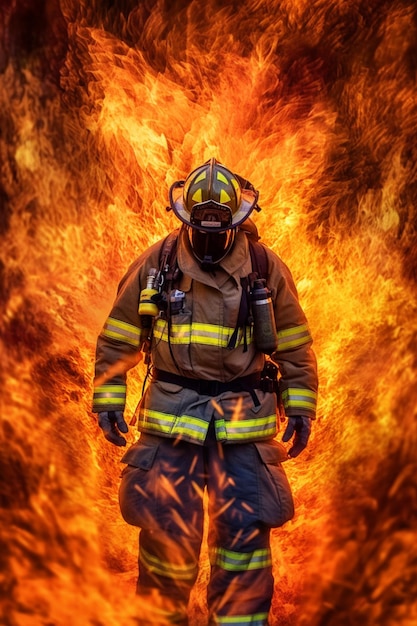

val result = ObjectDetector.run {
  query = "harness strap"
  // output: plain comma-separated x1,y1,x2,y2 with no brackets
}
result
248,239,268,284
152,369,261,405
159,228,181,282
227,239,268,351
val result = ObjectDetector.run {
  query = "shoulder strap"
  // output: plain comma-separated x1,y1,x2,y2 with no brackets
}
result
159,228,181,286
227,237,268,352
248,239,268,281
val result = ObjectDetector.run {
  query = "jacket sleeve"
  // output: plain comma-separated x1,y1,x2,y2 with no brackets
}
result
267,249,318,419
91,242,162,414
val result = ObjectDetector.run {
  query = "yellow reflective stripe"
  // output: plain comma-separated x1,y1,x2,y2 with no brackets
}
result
139,412,277,444
215,613,269,625
153,320,252,348
139,411,276,443
101,317,141,347
191,322,227,345
140,547,197,581
138,409,175,434
175,421,208,441
93,384,127,405
281,388,317,411
276,324,312,351
154,322,186,344
215,418,227,441
223,415,277,440
213,548,272,571
139,410,208,443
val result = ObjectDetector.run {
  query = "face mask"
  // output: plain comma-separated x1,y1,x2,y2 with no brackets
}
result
187,228,236,271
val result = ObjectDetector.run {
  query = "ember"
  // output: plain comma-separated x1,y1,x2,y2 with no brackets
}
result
0,1,416,625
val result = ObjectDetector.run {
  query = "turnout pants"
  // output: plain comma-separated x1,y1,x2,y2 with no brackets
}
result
119,423,293,625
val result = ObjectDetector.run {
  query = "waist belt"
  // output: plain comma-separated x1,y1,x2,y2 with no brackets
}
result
152,369,261,401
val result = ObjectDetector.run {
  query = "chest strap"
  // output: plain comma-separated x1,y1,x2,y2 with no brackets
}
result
152,369,261,406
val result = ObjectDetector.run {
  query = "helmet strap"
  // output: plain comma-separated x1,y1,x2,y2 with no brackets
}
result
201,256,218,272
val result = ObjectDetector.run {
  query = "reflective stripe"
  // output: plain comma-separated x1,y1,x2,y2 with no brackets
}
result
276,324,311,351
139,409,208,443
139,412,276,444
154,319,252,348
139,546,198,581
215,418,227,441
214,613,269,625
281,387,317,412
212,548,272,571
93,384,127,406
101,316,141,347
221,415,277,440
175,415,209,441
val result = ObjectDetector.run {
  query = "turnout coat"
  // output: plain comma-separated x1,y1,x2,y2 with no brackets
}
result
92,227,318,445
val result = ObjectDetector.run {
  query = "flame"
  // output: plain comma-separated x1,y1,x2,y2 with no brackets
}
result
1,0,417,624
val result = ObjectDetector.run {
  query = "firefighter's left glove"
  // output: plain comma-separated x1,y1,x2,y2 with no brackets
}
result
282,415,311,458
98,411,129,447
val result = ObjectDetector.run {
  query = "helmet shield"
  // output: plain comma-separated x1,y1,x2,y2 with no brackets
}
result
169,158,259,233
186,227,236,269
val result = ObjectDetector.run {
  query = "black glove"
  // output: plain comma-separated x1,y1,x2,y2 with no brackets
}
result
98,411,129,446
282,415,311,458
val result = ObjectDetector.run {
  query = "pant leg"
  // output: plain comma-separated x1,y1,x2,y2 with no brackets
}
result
205,435,273,626
119,434,205,625
137,529,202,625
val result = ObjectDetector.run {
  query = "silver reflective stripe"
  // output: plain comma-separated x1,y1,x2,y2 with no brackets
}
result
214,613,269,625
281,387,317,412
101,317,141,347
252,298,271,306
276,323,312,351
175,415,208,441
139,411,276,444
138,410,175,435
139,409,208,443
93,384,127,406
213,547,272,571
140,546,198,581
222,415,277,440
153,319,252,348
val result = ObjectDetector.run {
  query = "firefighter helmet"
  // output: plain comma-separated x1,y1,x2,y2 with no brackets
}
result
169,158,259,233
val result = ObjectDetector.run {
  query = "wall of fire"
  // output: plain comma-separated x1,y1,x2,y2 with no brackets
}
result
0,1,416,625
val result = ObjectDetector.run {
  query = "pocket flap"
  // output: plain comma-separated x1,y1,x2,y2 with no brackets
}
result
120,439,159,470
254,440,288,464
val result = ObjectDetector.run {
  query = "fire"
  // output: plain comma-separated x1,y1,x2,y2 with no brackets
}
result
1,1,416,625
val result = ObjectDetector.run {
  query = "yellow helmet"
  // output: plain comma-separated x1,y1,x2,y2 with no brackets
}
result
169,158,259,232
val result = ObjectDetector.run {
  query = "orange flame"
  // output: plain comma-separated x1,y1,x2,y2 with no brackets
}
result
1,1,417,625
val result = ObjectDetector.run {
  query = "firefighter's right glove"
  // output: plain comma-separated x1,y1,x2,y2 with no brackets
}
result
282,415,311,458
98,411,129,447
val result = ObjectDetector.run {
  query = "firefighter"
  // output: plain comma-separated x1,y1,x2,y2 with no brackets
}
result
93,158,318,626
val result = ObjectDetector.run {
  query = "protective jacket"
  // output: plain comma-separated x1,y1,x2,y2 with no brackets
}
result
92,227,318,443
